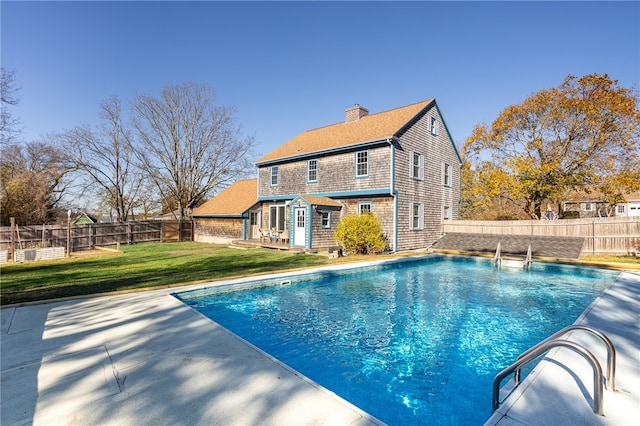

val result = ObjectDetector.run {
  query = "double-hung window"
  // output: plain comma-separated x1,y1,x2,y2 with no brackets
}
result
307,159,318,183
443,163,451,187
412,152,423,180
355,151,369,178
358,202,372,215
321,211,331,228
443,205,451,220
412,203,423,230
431,117,439,135
270,166,279,186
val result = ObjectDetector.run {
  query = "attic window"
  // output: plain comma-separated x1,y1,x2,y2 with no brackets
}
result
431,117,439,136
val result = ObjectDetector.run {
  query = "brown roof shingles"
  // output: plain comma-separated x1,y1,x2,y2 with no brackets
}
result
192,179,257,216
256,99,434,164
298,195,342,208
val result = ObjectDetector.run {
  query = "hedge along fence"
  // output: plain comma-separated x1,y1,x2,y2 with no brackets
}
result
0,220,194,262
442,216,640,255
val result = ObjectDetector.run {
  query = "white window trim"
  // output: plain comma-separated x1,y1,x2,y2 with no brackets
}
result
411,203,423,230
358,202,372,215
431,116,439,136
412,152,423,180
355,150,369,178
443,163,451,187
307,159,318,183
270,166,279,186
443,205,451,220
269,204,286,231
321,211,331,228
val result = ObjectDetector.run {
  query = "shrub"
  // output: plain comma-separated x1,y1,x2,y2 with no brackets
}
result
560,210,580,219
334,214,386,255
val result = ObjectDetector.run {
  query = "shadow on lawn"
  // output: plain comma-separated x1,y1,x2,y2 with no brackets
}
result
1,249,329,305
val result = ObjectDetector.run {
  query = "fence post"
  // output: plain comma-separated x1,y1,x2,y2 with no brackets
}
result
592,220,596,255
9,217,15,262
66,210,72,257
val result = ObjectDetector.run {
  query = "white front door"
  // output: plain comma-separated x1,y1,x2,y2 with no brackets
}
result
293,207,306,247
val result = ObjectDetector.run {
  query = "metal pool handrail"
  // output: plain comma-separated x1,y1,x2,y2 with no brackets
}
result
492,339,604,416
514,325,616,391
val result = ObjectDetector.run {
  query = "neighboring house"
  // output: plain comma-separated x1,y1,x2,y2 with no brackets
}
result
73,213,98,225
563,191,640,218
192,99,461,251
192,179,259,243
615,192,640,217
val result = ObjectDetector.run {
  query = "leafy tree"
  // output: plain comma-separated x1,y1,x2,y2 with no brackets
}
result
131,82,255,219
0,142,73,225
464,73,640,219
60,95,142,222
334,214,387,255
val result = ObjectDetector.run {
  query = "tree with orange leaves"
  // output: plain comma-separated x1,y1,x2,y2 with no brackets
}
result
462,73,640,219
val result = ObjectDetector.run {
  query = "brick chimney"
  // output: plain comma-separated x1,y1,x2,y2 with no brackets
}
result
345,104,369,122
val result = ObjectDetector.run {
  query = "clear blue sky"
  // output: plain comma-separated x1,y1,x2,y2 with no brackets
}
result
2,1,639,159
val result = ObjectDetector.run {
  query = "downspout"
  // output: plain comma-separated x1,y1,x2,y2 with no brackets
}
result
307,204,313,250
388,138,398,253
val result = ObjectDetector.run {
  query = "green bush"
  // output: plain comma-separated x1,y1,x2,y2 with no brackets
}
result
560,210,580,219
334,214,387,255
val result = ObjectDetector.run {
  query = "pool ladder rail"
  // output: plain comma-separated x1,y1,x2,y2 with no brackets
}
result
492,325,617,416
492,241,532,269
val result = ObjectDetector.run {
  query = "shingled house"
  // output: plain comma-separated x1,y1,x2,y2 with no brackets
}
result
193,99,462,252
192,179,259,244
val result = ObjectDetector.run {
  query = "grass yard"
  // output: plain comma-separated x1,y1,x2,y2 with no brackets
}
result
0,242,331,305
2,242,638,306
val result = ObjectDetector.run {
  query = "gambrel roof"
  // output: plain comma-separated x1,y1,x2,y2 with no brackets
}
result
256,99,436,165
192,179,258,217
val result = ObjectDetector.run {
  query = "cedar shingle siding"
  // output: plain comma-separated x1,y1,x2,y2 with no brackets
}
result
196,100,461,251
195,218,245,241
393,108,460,251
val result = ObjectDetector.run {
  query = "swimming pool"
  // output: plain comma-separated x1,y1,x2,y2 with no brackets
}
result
175,255,618,425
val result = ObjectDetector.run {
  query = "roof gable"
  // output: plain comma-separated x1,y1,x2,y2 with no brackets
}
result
192,179,257,216
256,99,435,164
291,194,343,210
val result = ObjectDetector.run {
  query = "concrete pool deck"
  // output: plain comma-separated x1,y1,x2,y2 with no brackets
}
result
2,262,639,425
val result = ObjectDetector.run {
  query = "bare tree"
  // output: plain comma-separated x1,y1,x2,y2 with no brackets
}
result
131,82,255,219
0,141,73,225
61,95,142,222
1,68,22,143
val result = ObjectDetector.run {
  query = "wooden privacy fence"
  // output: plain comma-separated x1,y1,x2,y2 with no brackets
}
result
0,220,194,262
442,217,640,255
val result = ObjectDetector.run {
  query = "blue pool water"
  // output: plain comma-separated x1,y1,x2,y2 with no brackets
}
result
175,255,618,425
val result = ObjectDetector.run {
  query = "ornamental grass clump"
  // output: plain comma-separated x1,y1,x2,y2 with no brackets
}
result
334,214,387,255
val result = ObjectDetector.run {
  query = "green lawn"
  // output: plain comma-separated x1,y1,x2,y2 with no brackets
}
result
0,242,331,305
3,242,638,306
